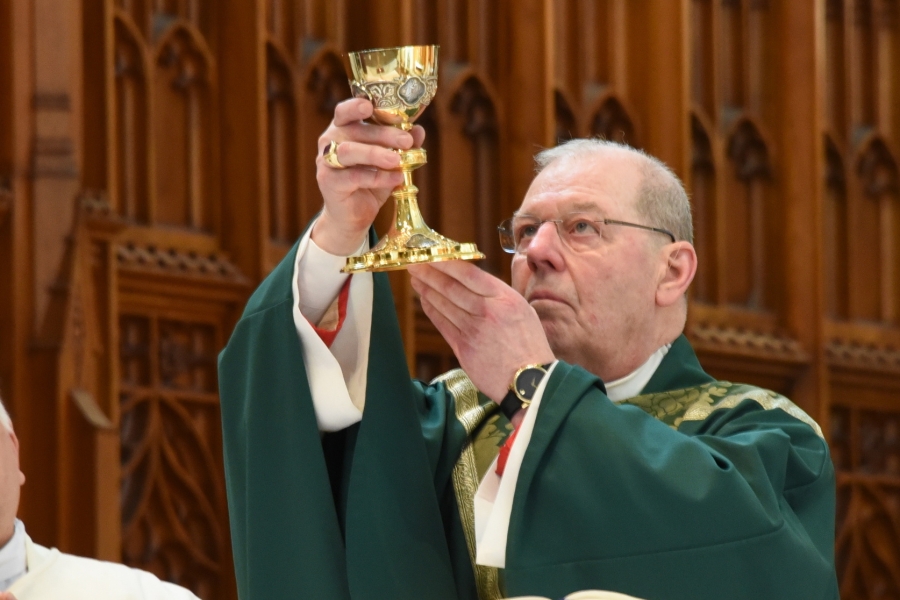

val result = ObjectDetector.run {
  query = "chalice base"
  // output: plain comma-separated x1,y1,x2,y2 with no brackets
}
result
341,143,483,272
342,228,484,273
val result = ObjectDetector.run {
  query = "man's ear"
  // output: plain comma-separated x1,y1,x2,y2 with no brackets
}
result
656,242,697,307
8,430,24,486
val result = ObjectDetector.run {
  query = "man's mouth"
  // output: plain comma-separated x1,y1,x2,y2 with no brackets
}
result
528,291,568,305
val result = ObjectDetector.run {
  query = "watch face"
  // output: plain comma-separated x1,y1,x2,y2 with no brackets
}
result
515,367,546,401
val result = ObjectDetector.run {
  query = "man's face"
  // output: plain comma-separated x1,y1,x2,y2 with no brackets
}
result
510,153,664,378
0,423,24,545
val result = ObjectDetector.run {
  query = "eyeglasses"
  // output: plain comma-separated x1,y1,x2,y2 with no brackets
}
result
497,214,676,254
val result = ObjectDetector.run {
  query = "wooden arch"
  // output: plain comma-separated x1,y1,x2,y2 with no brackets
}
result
554,89,577,143
302,48,349,116
691,112,716,172
726,116,772,181
114,9,151,78
825,134,846,191
856,135,900,198
587,94,640,147
448,75,499,138
265,40,296,104
154,19,216,87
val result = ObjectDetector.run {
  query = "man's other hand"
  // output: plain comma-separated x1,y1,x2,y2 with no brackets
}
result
0,592,17,599
409,261,555,403
313,98,426,256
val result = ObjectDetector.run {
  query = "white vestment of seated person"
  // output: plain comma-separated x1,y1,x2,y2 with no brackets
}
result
5,522,199,600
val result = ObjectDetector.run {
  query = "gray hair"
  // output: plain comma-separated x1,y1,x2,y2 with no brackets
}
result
534,139,694,244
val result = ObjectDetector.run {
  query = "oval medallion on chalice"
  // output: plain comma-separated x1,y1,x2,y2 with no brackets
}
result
342,45,484,273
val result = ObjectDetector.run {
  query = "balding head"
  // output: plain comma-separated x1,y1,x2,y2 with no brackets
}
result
535,139,694,244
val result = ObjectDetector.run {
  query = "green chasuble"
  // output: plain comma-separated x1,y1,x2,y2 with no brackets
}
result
219,238,838,600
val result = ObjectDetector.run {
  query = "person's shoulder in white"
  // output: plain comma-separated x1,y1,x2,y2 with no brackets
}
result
6,535,199,600
0,396,200,600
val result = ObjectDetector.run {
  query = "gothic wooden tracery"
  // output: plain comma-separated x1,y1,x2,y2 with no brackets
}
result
833,403,900,599
114,13,151,223
265,42,298,244
590,96,638,147
824,135,850,320
0,186,10,231
853,137,900,323
153,23,215,230
690,113,718,304
724,117,772,310
448,75,501,274
823,1,900,597
120,316,226,598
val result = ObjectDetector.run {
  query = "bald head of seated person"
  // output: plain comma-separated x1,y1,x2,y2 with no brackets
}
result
0,396,200,600
219,97,839,600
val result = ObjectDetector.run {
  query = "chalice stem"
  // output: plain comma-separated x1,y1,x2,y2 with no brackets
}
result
391,165,427,233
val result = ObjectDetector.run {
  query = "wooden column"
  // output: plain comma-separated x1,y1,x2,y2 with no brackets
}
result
774,1,828,424
219,0,268,283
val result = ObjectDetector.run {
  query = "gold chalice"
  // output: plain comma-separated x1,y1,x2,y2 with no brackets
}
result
341,45,484,273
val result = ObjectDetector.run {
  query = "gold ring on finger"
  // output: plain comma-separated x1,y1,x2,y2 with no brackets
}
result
323,140,347,170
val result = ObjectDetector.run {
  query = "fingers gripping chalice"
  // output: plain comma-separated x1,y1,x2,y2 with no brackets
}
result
341,45,484,273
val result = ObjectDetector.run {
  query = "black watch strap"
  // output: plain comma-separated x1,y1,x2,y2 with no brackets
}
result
499,390,527,421
499,363,552,421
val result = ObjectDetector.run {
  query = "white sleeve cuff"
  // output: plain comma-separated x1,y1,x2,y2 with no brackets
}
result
291,224,372,431
474,361,558,568
297,236,365,324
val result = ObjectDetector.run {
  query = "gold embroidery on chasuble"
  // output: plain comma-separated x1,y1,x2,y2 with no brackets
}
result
624,381,824,439
432,369,505,600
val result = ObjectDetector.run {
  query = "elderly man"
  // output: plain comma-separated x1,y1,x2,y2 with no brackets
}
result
219,98,838,600
0,397,199,599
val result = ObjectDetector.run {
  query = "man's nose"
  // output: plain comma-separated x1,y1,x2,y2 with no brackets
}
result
525,221,565,271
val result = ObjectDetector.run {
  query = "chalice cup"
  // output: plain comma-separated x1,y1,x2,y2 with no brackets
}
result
341,45,484,273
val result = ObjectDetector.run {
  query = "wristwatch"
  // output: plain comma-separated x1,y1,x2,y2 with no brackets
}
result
499,363,551,421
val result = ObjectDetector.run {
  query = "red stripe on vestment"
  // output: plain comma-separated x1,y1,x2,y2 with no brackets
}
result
308,277,351,347
495,426,520,477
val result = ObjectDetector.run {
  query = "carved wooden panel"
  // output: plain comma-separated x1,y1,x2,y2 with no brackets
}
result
443,76,502,275
119,313,226,598
113,1,219,232
113,230,247,599
825,0,900,327
0,185,10,231
0,0,12,197
551,0,642,148
824,3,900,596
853,138,899,323
691,114,718,303
262,0,347,269
689,0,781,317
824,137,850,319
833,399,900,598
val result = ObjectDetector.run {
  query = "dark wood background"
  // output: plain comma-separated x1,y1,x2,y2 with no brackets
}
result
1,1,898,598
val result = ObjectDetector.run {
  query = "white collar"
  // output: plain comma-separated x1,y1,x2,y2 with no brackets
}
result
0,519,27,590
604,344,671,402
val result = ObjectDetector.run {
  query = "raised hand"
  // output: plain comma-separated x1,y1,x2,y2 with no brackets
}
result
313,98,426,256
409,261,555,403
